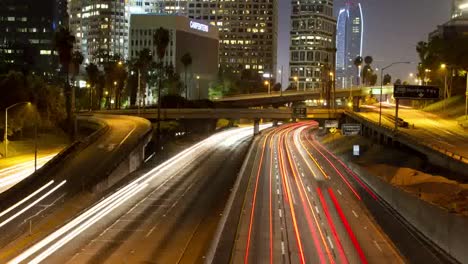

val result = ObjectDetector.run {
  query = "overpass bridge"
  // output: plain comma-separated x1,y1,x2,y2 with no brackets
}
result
94,108,344,120
215,86,394,107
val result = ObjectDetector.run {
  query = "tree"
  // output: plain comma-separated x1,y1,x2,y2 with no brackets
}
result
153,27,170,151
54,26,75,135
383,74,392,85
180,53,192,99
354,56,363,85
135,49,153,107
85,63,100,109
394,79,402,85
361,56,374,85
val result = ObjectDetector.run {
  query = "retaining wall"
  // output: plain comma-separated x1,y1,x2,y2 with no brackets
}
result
349,163,468,263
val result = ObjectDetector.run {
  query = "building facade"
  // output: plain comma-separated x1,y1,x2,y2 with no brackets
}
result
69,0,128,64
335,1,364,89
0,0,67,77
452,0,468,19
289,0,336,91
128,0,277,76
129,15,219,101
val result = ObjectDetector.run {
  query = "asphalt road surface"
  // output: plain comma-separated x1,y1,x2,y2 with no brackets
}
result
360,104,468,159
230,122,454,264
0,114,151,262
7,126,266,264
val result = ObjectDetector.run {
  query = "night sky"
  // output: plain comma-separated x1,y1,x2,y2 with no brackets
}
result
277,0,451,83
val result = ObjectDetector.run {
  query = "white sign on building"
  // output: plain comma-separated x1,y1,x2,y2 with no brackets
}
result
190,21,209,32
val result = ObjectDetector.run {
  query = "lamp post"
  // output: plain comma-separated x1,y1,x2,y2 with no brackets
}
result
293,76,299,91
278,67,284,96
379,61,411,126
196,75,200,100
264,80,271,94
4,102,31,158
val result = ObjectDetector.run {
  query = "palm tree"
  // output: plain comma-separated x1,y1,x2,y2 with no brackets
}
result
54,26,75,135
362,56,373,85
71,51,84,110
354,56,363,86
85,63,99,110
180,53,192,99
153,27,170,152
135,48,153,108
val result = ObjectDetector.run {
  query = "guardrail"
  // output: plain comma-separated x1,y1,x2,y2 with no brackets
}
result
345,111,468,164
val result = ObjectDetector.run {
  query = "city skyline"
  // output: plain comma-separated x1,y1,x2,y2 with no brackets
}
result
278,0,451,83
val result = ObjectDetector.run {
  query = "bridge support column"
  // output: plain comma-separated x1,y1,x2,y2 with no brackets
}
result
272,120,278,127
254,119,260,135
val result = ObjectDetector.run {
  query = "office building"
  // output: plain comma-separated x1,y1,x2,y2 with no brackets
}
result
127,0,277,76
335,1,364,88
452,0,468,19
289,0,336,91
129,15,218,101
0,0,67,77
68,0,128,64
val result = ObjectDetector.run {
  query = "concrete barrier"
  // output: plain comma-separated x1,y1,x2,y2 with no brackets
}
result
348,163,468,263
93,129,152,193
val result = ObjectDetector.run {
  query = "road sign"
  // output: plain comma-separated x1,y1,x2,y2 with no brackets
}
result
329,127,337,134
324,120,339,128
293,107,307,118
341,123,361,136
353,145,360,156
394,85,439,100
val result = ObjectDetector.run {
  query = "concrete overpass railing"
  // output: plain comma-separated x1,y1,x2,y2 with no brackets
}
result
344,111,468,177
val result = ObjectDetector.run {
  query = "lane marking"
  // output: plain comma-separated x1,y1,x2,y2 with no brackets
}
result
374,240,383,252
278,209,282,218
337,189,342,196
352,210,359,218
281,241,286,255
315,206,320,214
307,186,311,193
327,236,334,249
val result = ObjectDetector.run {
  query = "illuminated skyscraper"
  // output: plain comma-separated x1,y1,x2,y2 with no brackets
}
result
69,0,128,64
452,0,468,18
289,0,336,91
335,1,364,88
74,0,276,75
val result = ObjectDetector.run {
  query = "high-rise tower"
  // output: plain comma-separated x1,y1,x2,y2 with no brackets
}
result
452,0,468,18
335,1,364,88
289,0,336,91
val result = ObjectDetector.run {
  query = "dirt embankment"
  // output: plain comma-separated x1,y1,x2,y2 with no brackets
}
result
317,131,468,216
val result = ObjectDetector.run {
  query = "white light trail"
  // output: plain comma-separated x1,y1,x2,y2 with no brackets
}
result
10,126,265,263
0,180,66,229
0,180,55,219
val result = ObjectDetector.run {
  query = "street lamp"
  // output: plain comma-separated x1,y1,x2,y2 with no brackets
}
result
196,75,200,100
293,76,299,91
264,80,271,94
379,61,411,126
3,102,31,158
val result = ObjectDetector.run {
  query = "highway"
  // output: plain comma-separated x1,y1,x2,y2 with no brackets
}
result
0,114,151,262
6,125,269,264
0,154,56,194
229,122,453,263
360,104,468,159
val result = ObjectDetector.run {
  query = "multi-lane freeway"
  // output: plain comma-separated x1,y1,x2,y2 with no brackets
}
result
229,122,454,264
5,125,269,264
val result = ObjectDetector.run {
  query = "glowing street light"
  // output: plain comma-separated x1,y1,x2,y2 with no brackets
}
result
293,76,299,91
264,80,271,94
